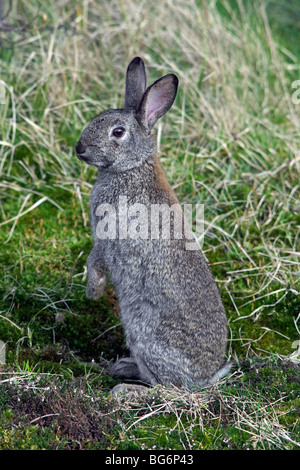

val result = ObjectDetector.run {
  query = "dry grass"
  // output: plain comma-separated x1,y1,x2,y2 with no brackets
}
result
111,368,299,450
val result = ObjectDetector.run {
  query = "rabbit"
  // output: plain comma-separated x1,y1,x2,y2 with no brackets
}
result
75,57,231,390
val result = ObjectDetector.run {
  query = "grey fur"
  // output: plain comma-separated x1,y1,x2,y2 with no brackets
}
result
76,57,230,390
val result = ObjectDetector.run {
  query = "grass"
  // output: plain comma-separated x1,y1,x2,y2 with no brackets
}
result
0,360,299,450
0,0,299,450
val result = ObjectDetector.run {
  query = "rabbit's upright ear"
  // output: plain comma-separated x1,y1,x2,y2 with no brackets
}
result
124,57,147,111
137,74,178,131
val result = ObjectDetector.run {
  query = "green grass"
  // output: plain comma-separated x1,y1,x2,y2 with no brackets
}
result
0,0,299,450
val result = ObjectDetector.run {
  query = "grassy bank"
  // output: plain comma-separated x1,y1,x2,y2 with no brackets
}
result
0,0,299,450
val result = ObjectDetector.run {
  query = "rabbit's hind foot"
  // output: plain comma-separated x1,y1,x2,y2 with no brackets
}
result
110,356,158,387
110,357,141,380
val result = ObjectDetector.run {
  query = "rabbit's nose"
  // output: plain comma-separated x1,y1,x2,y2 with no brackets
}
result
76,140,86,155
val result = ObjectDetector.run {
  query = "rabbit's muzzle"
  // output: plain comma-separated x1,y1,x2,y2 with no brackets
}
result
75,140,87,159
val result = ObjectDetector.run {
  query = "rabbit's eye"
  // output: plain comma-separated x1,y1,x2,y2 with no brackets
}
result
112,127,126,138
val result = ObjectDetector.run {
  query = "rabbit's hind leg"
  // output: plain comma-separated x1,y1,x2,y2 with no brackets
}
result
110,357,140,380
110,356,158,386
135,356,159,386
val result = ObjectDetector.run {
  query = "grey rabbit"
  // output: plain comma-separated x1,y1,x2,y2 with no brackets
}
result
75,57,230,390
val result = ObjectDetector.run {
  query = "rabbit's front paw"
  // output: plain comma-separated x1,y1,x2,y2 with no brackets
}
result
86,275,107,300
